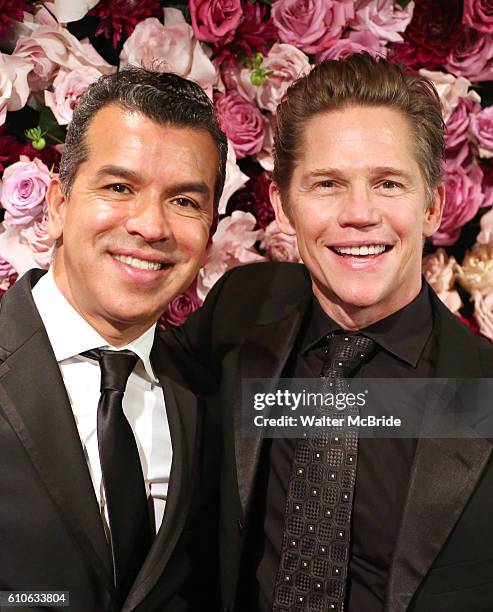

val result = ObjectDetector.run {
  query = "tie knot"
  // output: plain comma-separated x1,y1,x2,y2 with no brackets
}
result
93,349,139,393
321,332,375,378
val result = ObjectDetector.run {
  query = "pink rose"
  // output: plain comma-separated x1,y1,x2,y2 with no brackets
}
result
419,69,473,122
317,30,384,61
272,0,354,55
445,28,493,82
0,257,15,279
0,52,31,126
470,106,493,159
232,43,311,114
463,0,493,33
197,211,265,299
256,114,275,172
261,220,301,263
120,9,217,93
422,248,462,313
0,258,16,293
45,65,103,125
19,210,54,268
160,284,203,328
432,161,484,246
0,222,48,276
190,0,243,44
13,34,58,92
477,206,493,244
49,0,99,23
218,140,249,215
255,43,311,113
350,0,415,44
1,157,51,226
5,20,114,75
472,290,493,342
445,93,482,169
215,91,266,158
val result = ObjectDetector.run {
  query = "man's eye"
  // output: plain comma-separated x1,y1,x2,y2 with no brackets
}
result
318,180,335,189
381,180,400,189
107,183,131,194
174,197,198,209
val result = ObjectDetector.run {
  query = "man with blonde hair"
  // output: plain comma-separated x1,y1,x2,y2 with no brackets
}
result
169,53,493,612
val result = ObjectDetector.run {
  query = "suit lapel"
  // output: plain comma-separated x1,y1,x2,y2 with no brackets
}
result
0,271,113,590
234,295,311,519
124,336,199,610
385,294,493,611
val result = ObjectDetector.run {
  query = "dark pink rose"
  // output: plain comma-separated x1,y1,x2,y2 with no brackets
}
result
463,0,493,33
190,0,243,44
445,93,482,169
470,106,493,159
432,161,484,246
213,3,278,66
393,0,462,70
159,284,203,328
227,172,275,229
446,28,493,82
215,91,265,159
1,157,51,226
272,0,354,55
482,164,493,209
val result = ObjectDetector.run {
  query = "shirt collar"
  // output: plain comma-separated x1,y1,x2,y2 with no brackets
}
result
32,268,158,382
302,281,433,367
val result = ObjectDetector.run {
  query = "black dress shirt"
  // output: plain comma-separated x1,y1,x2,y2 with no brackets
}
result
237,282,438,612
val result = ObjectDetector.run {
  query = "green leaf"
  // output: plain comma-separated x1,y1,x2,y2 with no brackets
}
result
395,0,412,7
38,107,67,145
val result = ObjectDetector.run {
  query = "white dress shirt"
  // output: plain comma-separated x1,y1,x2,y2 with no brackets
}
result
32,268,172,534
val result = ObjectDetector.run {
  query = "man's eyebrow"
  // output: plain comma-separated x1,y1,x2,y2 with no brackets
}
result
94,165,142,183
301,167,414,181
164,181,211,200
370,166,414,181
93,166,211,199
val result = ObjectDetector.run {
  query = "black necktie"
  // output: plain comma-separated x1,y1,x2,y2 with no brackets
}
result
273,333,375,612
84,348,153,605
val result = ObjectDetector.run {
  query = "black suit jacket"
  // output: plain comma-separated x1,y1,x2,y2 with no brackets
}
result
166,261,493,612
0,269,217,612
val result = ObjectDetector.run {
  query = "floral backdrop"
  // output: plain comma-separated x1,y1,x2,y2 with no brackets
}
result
0,0,492,334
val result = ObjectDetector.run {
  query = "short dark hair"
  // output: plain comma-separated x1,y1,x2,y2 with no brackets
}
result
59,66,227,212
273,53,445,207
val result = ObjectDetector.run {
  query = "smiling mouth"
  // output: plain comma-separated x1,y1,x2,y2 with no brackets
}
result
330,244,392,257
112,254,169,271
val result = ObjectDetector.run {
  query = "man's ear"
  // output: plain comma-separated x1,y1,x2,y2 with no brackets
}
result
46,178,67,241
423,184,446,237
270,182,296,236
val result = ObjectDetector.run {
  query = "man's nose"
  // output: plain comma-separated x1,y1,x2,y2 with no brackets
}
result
125,195,172,243
337,185,382,228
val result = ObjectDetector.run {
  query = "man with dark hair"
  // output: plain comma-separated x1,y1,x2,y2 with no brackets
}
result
168,54,493,612
0,67,226,611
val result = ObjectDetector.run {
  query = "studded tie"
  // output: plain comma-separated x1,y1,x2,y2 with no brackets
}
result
273,333,375,612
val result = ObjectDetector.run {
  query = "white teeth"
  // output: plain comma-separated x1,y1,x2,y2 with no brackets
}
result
334,245,387,256
113,254,163,271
